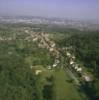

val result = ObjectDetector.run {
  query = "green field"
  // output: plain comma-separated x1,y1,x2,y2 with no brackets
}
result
34,66,86,100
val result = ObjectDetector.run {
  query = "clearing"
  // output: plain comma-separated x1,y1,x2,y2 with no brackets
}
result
33,66,87,100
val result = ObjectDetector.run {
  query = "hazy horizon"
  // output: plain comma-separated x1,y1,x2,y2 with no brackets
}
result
0,0,99,21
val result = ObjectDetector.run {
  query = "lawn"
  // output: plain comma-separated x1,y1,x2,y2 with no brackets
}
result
34,66,86,100
53,69,84,100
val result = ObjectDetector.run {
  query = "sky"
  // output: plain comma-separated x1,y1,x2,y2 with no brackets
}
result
0,0,99,20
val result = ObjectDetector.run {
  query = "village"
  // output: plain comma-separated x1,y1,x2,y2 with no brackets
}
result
24,30,93,84
0,29,93,84
0,30,92,84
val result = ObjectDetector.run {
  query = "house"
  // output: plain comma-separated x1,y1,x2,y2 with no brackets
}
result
35,70,42,75
72,56,76,59
49,48,54,52
25,30,29,33
51,43,56,48
74,66,78,70
83,75,92,82
70,60,74,65
66,52,71,57
77,67,82,72
52,63,57,67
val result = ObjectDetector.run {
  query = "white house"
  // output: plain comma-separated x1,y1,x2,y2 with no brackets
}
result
83,75,92,82
66,52,71,57
74,66,79,70
35,70,42,75
52,63,57,67
49,48,54,52
51,43,56,48
72,56,76,59
77,67,82,72
70,60,74,65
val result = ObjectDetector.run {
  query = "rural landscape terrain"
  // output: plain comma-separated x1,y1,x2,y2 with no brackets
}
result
0,16,99,100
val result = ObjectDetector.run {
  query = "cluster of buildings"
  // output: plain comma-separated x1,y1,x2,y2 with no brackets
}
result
30,32,61,69
24,30,92,82
0,37,13,41
65,48,92,82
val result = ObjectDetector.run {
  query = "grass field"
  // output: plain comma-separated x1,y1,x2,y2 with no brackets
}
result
33,66,86,100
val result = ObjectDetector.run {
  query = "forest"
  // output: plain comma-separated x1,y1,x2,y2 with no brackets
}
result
0,23,99,100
